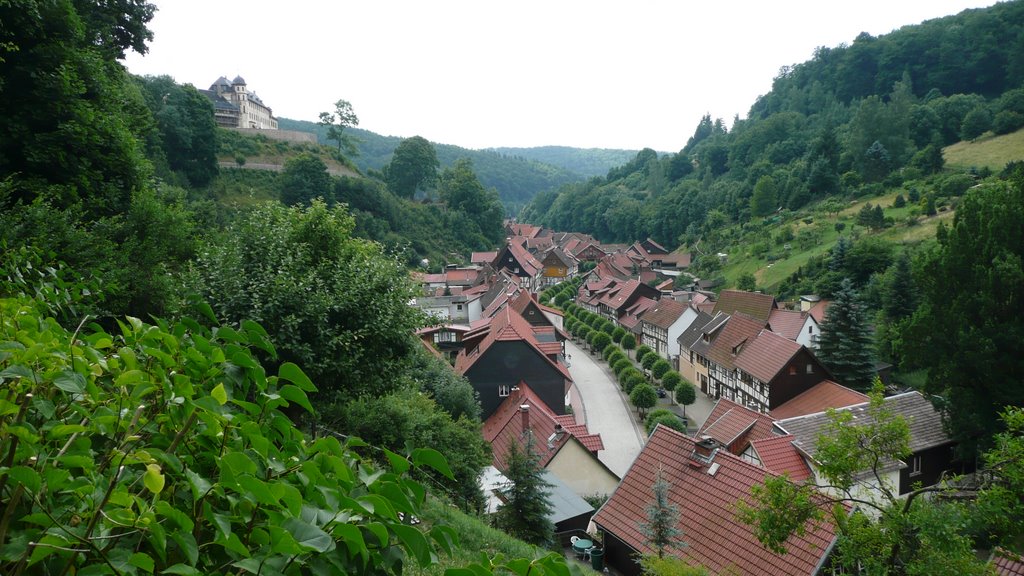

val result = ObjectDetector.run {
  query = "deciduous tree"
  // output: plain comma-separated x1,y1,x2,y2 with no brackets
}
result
318,99,360,153
903,174,1024,454
384,135,439,199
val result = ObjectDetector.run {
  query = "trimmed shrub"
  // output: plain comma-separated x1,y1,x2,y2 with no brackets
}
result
630,384,658,418
592,331,612,352
641,352,659,371
675,381,697,407
645,409,686,435
635,345,654,364
621,333,637,354
612,358,633,377
612,326,627,343
661,371,683,392
651,358,671,380
606,344,622,362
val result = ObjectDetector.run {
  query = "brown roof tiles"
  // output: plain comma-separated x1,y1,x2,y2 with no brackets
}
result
593,426,836,576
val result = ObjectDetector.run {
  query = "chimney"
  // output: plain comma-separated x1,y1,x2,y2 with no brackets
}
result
520,404,530,432
690,437,719,466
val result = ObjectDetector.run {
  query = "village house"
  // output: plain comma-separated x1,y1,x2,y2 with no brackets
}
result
678,310,831,412
773,390,968,500
638,298,697,362
596,279,662,325
454,305,572,420
482,384,618,499
537,247,578,286
492,241,543,292
592,426,838,576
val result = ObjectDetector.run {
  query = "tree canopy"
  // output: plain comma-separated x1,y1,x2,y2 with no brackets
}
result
188,200,425,401
903,172,1024,454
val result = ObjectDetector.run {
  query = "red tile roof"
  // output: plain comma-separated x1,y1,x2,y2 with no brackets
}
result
713,290,779,321
593,426,837,576
704,313,767,371
767,308,810,341
807,299,831,324
697,397,776,452
639,298,687,330
506,242,543,277
483,383,603,470
993,549,1024,576
471,251,497,264
769,380,869,420
750,435,812,482
733,329,803,383
445,268,481,285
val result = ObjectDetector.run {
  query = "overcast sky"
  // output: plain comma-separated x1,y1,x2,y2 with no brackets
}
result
122,1,997,152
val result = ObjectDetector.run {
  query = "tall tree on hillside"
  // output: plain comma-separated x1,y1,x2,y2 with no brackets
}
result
816,278,876,391
495,436,554,546
903,172,1024,455
438,158,504,246
384,136,439,199
750,175,778,217
136,75,219,187
0,0,155,217
318,99,359,154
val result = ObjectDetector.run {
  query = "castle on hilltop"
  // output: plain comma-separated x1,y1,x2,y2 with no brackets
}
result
200,75,278,130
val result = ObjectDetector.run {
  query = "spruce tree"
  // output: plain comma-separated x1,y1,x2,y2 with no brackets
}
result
495,436,554,546
639,468,685,558
816,278,876,391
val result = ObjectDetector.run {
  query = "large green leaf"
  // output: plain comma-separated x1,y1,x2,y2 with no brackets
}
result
392,523,433,567
282,518,334,553
53,370,86,394
278,362,316,392
411,448,454,479
278,384,314,414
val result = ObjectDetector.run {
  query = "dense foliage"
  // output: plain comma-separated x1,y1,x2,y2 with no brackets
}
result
0,289,459,576
902,169,1024,454
188,200,425,402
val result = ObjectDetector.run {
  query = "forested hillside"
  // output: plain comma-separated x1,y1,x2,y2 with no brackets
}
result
522,1,1024,249
277,118,590,214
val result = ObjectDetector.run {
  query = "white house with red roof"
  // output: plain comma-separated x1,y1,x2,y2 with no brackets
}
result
482,384,618,499
639,298,697,361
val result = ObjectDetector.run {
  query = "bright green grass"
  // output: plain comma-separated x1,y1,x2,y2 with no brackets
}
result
718,185,956,293
944,128,1024,171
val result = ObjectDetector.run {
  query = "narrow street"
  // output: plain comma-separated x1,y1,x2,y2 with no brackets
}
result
565,338,721,479
564,339,645,478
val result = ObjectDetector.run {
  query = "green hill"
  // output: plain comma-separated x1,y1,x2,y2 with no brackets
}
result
277,118,595,214
944,128,1024,171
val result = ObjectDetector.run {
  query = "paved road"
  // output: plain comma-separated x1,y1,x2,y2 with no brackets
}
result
565,338,722,478
564,339,645,478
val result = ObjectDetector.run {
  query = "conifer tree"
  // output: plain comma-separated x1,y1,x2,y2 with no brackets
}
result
816,278,876,391
639,468,685,558
495,436,554,546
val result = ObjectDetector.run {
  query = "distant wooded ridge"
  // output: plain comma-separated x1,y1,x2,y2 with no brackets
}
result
276,118,639,213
